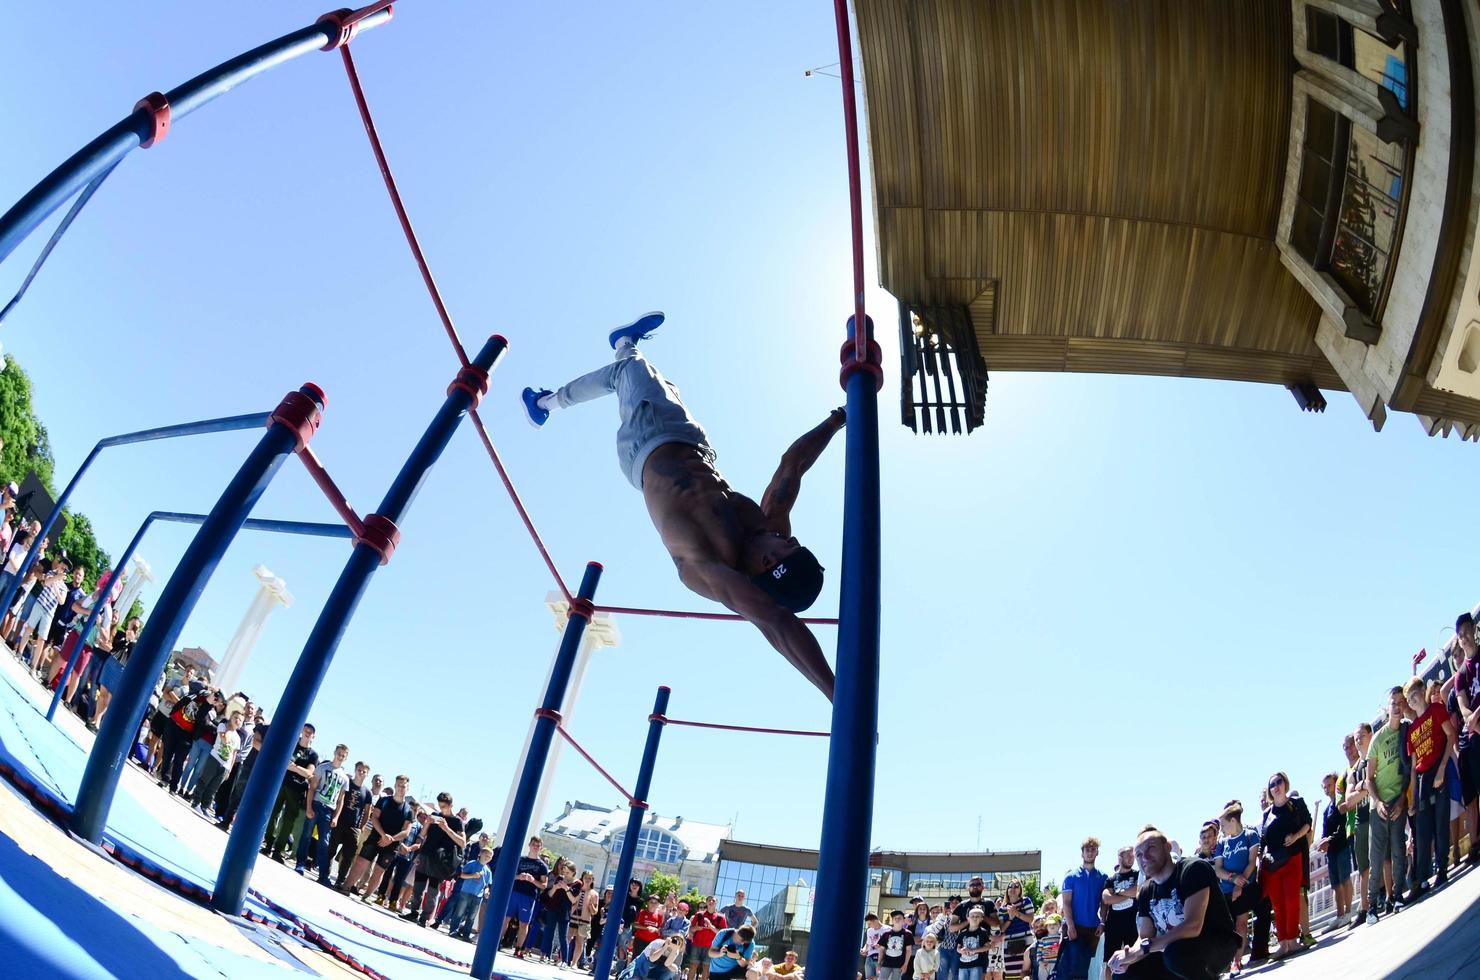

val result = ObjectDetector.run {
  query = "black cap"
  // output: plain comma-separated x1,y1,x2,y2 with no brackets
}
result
750,547,825,613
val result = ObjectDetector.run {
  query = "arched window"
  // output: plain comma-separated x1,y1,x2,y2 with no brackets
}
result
609,827,687,865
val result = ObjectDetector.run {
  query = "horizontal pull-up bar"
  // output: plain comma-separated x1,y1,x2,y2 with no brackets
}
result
651,713,828,737
0,1,394,268
652,714,830,739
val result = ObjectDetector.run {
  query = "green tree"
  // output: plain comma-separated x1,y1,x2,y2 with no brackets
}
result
1020,873,1045,908
645,871,683,903
0,357,111,591
678,886,705,909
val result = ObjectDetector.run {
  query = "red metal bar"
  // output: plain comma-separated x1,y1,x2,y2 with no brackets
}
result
296,446,366,538
656,715,830,739
831,0,868,362
595,603,838,627
554,724,637,804
338,45,469,368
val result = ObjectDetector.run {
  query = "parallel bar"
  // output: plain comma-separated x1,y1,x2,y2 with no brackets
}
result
0,5,392,266
44,510,351,722
807,315,883,980
212,335,508,917
471,561,603,979
590,686,670,980
0,411,271,628
72,387,324,843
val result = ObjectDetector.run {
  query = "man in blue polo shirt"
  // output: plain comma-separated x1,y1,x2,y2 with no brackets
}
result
1061,836,1108,980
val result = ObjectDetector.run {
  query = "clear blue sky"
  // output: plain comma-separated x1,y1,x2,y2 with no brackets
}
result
2,1,1476,889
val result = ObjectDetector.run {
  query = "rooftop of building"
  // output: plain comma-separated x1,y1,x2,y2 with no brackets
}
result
542,800,732,862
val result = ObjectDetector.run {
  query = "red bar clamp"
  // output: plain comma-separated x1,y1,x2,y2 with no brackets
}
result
269,385,325,451
839,335,884,392
355,513,400,565
317,1,394,51
567,596,596,621
134,92,171,148
533,707,562,722
446,364,490,409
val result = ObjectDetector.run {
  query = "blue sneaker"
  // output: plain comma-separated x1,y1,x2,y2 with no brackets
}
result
608,311,665,349
521,387,552,428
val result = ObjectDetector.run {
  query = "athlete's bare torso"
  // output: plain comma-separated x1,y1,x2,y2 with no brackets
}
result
640,444,779,571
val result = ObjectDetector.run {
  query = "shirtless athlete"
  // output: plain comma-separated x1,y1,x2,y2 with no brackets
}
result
521,312,840,699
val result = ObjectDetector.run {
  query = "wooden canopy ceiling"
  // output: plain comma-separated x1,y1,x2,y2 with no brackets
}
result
856,0,1343,390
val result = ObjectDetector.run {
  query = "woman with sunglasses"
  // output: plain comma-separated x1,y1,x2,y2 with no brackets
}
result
1258,773,1312,960
996,879,1035,979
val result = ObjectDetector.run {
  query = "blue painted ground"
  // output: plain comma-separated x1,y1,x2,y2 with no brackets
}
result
0,660,550,980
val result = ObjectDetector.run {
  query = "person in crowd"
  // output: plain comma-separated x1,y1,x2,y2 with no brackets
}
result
1102,847,1140,980
627,935,689,980
1431,679,1466,872
613,877,644,974
954,906,992,980
932,895,961,980
1450,612,1480,866
1213,800,1260,974
177,688,224,798
1060,837,1107,980
1316,772,1354,927
263,723,319,863
145,663,193,772
1193,822,1219,862
877,909,915,980
159,684,212,794
1339,729,1371,923
34,565,85,681
1366,686,1411,919
216,723,265,830
89,614,139,730
663,899,690,940
10,558,65,666
861,912,884,979
327,760,373,890
296,743,351,882
708,924,756,980
687,895,724,980
383,805,427,912
540,858,578,964
403,791,465,926
444,846,493,941
1404,674,1455,898
774,949,803,979
635,895,667,950
1105,828,1240,980
189,709,242,815
720,890,758,932
569,871,599,969
498,834,550,955
997,879,1034,979
1258,772,1311,959
912,933,939,980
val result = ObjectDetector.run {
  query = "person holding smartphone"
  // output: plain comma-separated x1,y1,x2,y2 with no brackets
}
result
708,924,756,980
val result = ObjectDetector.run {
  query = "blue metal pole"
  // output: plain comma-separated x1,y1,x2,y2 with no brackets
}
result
0,412,270,618
45,511,352,723
807,315,882,980
590,686,671,980
212,335,509,915
0,6,393,267
471,560,604,979
71,386,325,843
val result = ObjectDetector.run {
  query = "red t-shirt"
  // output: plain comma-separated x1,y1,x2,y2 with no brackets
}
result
1407,703,1449,774
634,909,664,944
690,910,722,947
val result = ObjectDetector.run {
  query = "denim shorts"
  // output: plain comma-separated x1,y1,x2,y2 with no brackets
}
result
1327,845,1354,887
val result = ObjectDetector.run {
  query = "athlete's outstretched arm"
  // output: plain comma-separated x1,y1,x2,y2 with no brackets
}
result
760,408,846,528
677,558,835,700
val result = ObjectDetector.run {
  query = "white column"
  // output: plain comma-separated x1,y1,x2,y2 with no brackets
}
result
213,565,293,694
112,557,154,622
496,592,621,845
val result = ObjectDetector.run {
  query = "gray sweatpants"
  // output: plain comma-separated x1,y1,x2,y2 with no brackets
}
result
1368,802,1408,907
553,346,713,489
